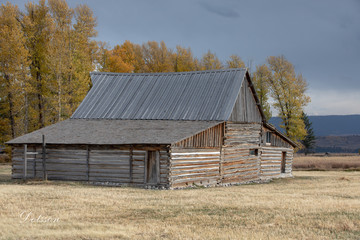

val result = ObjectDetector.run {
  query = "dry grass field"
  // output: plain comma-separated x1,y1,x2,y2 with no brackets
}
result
293,155,360,171
0,163,359,239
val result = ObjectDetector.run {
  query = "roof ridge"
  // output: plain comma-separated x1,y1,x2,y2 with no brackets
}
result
90,68,247,76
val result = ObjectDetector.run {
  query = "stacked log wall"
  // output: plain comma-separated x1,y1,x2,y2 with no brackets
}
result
221,123,262,184
12,145,44,179
11,144,170,187
260,147,293,179
169,148,221,188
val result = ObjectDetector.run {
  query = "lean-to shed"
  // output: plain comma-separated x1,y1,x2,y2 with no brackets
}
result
7,69,297,188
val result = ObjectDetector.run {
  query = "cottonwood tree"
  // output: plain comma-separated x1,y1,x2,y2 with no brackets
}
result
48,0,73,121
252,64,272,121
23,0,54,129
105,41,136,73
174,46,196,72
142,41,174,72
0,3,30,141
200,50,223,70
226,54,245,69
266,55,310,143
70,3,97,113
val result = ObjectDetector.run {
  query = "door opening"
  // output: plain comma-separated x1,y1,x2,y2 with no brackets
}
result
281,152,286,173
146,151,159,184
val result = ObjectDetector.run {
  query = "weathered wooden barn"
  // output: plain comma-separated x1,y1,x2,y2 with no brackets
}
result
7,69,297,188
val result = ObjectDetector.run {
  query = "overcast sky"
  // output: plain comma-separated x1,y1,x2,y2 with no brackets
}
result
6,0,360,116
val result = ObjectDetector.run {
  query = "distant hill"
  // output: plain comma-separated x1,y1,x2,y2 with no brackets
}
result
269,114,360,153
314,135,360,153
269,114,360,136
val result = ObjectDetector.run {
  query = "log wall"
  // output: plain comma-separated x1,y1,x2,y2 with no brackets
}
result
11,144,170,187
169,147,221,188
221,123,262,183
11,122,295,188
12,145,44,179
260,146,293,179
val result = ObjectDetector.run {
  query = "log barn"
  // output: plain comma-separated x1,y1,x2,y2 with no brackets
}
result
7,68,297,188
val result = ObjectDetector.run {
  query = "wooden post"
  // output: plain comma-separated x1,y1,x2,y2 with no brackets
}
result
42,135,47,181
219,145,223,183
33,146,36,178
24,144,27,180
86,145,90,181
144,151,148,184
129,145,133,183
156,151,160,184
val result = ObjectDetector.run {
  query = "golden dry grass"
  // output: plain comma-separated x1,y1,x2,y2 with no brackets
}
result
293,155,360,171
0,164,359,239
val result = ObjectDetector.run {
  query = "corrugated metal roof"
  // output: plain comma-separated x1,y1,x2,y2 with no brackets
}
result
71,69,247,121
7,119,222,145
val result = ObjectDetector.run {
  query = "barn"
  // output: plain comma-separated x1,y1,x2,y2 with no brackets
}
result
7,68,297,188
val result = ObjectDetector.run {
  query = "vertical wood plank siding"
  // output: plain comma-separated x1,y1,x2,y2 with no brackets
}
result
228,78,262,123
260,147,293,178
11,145,170,187
262,127,292,148
173,123,224,148
221,123,262,183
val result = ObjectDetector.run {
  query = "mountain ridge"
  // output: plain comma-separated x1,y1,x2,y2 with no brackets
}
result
269,114,360,136
269,114,360,153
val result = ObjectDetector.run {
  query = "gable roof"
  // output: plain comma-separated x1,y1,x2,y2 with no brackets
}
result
71,69,247,121
7,119,222,145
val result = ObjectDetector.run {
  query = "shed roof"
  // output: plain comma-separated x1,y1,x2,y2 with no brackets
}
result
71,69,247,121
7,119,222,145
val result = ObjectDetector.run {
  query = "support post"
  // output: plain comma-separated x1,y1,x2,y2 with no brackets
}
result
129,145,133,183
86,145,90,181
156,151,160,184
42,134,47,180
33,146,36,178
24,144,27,180
144,151,148,184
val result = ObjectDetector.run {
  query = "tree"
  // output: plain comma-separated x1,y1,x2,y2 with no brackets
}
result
0,3,30,142
70,3,97,113
23,0,54,129
266,55,310,143
200,50,223,70
301,112,316,155
48,0,73,122
226,54,245,69
105,40,136,73
0,0,102,143
174,46,195,72
142,41,174,72
252,64,272,121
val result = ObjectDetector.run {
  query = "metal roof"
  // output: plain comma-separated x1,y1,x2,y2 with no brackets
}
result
71,69,247,121
7,119,222,145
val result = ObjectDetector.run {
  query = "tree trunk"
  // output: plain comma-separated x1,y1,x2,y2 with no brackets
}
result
24,92,29,134
37,71,44,128
5,74,16,138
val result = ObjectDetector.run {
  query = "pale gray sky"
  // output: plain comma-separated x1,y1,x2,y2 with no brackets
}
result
6,0,360,115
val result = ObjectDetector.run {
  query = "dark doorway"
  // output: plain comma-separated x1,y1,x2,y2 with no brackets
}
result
146,151,159,184
281,152,286,173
